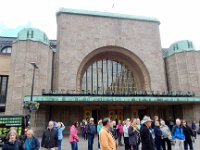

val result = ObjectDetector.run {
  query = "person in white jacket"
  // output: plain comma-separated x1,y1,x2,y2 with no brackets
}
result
123,118,131,150
160,120,172,150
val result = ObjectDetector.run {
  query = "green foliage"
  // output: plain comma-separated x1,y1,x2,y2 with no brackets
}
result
24,101,39,110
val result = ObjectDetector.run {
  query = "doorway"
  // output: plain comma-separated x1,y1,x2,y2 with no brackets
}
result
138,109,147,120
92,110,98,124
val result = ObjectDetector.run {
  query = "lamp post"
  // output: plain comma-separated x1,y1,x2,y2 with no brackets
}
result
30,62,38,102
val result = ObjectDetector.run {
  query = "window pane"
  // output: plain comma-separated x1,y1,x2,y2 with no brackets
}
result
81,60,136,95
1,77,7,95
1,47,12,54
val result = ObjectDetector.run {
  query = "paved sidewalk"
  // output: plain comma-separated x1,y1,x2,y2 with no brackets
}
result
41,135,200,150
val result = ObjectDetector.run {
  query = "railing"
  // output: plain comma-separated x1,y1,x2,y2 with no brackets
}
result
0,95,6,104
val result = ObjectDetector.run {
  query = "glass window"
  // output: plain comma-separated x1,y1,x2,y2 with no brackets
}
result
81,60,136,95
0,75,8,104
1,47,12,54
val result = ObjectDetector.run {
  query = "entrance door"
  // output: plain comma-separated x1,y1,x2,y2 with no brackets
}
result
108,109,123,123
138,109,147,120
84,110,92,122
92,110,98,124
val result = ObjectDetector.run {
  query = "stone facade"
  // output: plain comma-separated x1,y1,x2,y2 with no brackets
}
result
0,54,10,75
54,13,167,93
165,51,200,96
5,40,52,114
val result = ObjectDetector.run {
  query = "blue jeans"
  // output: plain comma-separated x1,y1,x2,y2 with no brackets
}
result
70,142,78,150
184,141,193,150
98,135,100,149
58,139,62,150
88,135,94,150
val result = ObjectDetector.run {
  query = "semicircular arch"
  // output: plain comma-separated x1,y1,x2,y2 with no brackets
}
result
76,46,151,93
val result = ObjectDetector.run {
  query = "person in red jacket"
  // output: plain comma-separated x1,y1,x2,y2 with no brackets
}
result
69,121,79,150
116,120,123,146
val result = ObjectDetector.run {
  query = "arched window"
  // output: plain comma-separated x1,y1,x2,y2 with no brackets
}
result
1,47,12,54
81,59,136,95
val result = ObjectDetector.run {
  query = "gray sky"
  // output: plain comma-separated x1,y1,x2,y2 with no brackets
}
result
0,0,199,49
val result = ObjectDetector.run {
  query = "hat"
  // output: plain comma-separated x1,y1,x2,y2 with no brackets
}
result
141,116,153,124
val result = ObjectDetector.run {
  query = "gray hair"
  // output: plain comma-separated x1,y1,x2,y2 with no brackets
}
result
27,129,34,135
49,121,54,126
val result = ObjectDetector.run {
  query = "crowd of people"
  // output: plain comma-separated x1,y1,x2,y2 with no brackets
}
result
78,116,199,150
1,116,199,150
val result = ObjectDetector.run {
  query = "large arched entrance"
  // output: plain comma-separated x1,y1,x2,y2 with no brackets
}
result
76,46,151,122
76,46,151,93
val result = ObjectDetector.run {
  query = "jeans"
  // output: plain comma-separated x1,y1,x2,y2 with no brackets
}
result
184,141,193,150
98,135,100,149
130,144,138,150
70,142,78,150
118,134,123,145
88,135,94,150
175,139,184,150
58,140,62,150
124,137,130,150
162,138,171,150
155,139,162,150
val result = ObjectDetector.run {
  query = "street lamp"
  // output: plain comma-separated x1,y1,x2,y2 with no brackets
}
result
30,62,38,102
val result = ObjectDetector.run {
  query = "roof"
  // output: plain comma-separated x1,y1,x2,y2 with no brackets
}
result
0,36,57,51
0,36,16,51
163,40,196,58
57,8,160,23
17,28,50,46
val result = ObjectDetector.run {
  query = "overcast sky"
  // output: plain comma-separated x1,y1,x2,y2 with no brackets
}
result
0,0,199,49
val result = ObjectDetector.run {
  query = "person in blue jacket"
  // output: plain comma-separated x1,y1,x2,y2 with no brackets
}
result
87,118,96,150
154,121,163,150
172,118,185,150
22,129,40,150
57,122,65,150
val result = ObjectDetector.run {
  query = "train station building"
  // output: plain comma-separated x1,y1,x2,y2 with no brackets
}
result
0,8,200,134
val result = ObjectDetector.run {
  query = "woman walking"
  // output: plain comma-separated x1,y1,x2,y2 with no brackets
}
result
3,130,21,150
154,121,163,150
182,120,194,150
128,119,140,150
117,120,123,146
57,122,65,150
97,119,103,150
160,120,172,150
69,121,79,150
80,119,87,140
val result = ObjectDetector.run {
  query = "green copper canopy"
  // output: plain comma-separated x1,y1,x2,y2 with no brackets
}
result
17,28,50,46
163,40,196,58
57,8,160,23
24,95,200,103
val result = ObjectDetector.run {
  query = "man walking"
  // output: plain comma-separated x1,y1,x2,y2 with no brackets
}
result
41,121,58,150
140,116,154,150
87,118,96,150
172,118,185,150
99,118,117,150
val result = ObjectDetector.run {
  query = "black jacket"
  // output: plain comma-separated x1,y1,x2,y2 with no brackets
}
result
128,126,138,146
22,136,40,150
41,128,58,148
183,125,193,143
140,124,154,150
2,140,21,150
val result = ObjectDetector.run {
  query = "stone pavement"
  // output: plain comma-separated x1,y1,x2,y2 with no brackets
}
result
41,135,200,150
